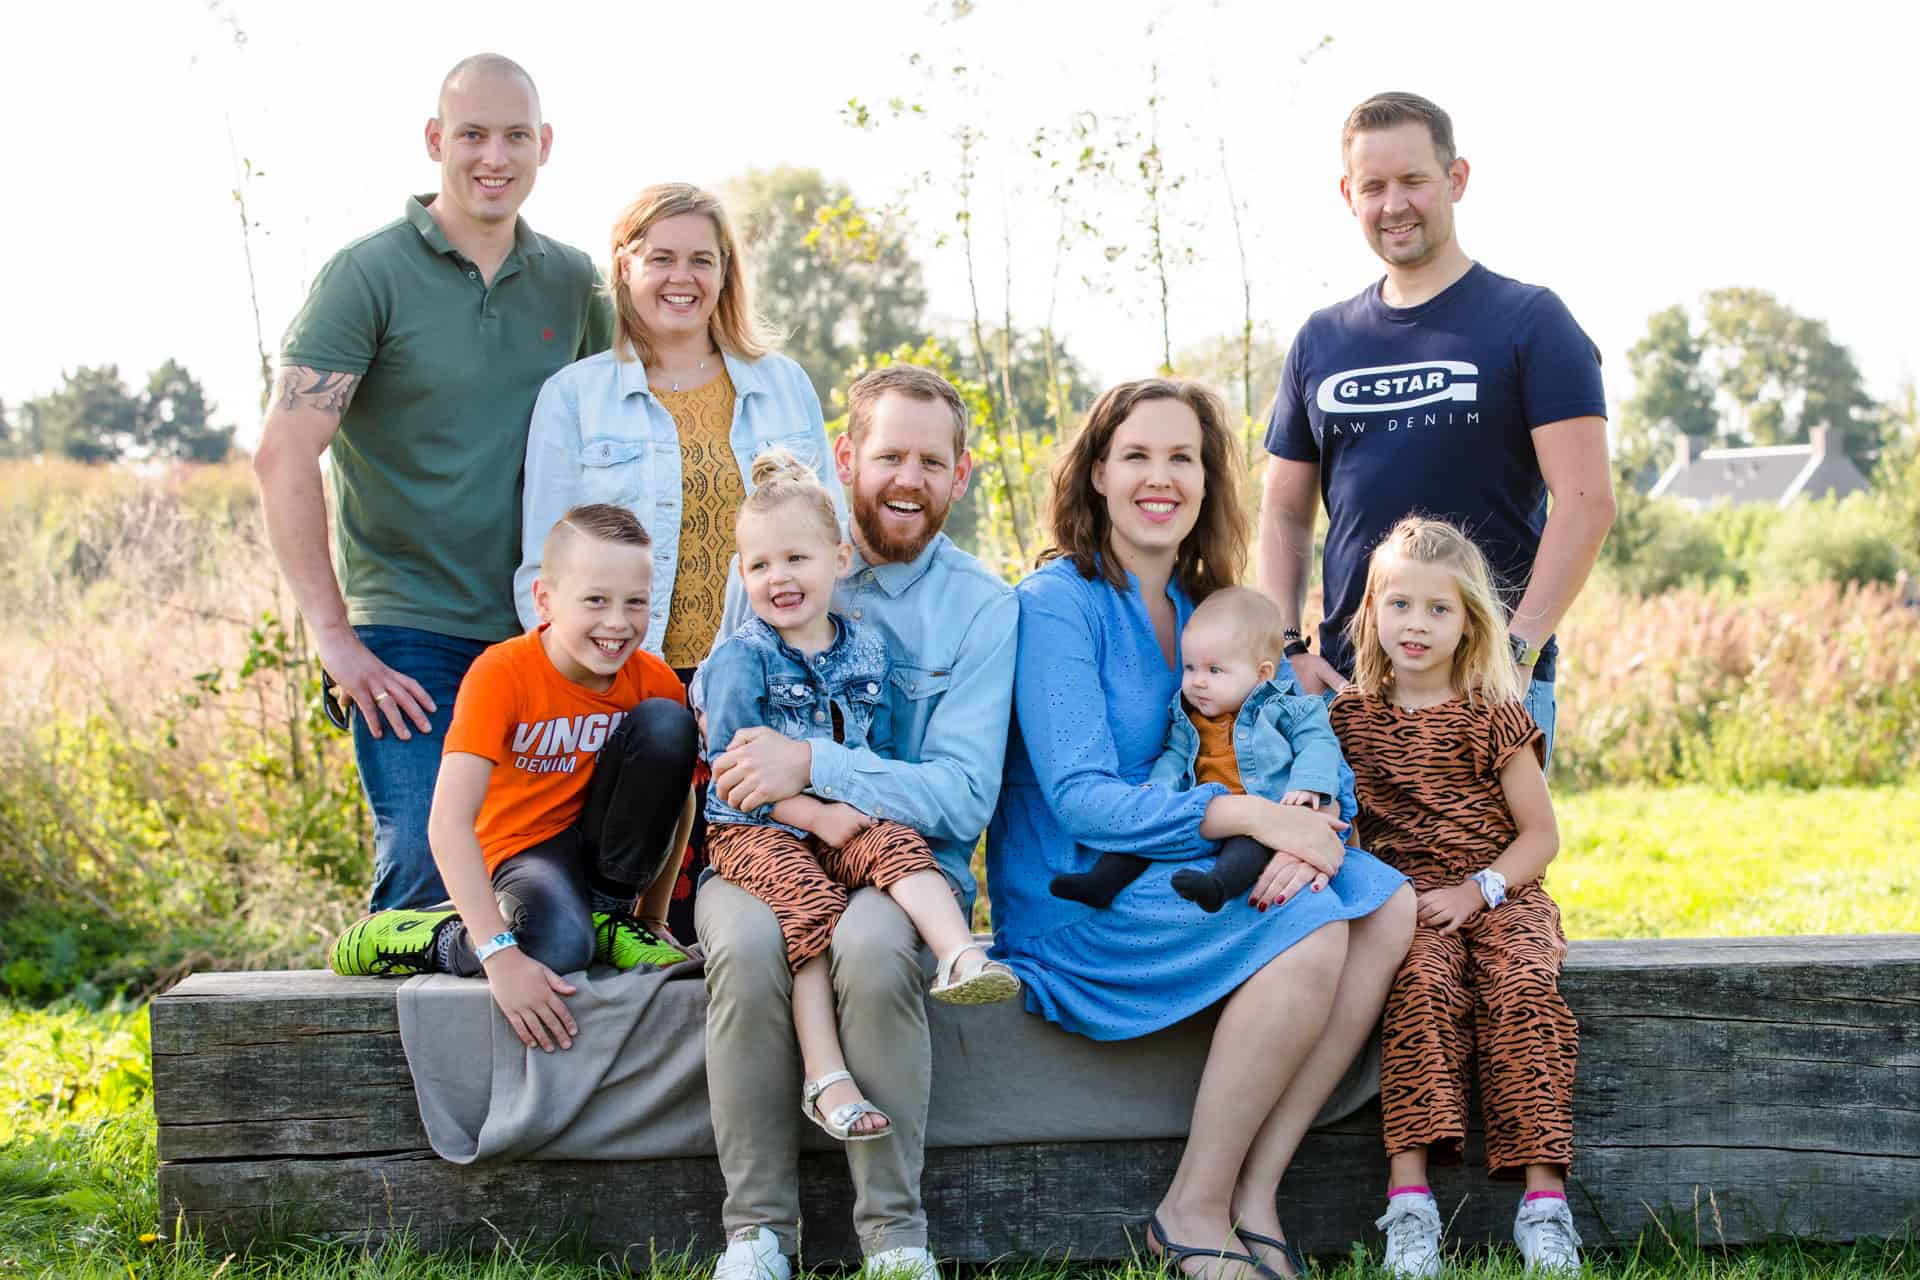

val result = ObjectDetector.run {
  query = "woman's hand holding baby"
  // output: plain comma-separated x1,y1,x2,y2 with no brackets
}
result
1238,799,1347,907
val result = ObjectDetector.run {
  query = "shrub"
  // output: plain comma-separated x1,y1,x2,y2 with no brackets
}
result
1754,493,1908,588
1556,582,1920,790
0,461,366,1003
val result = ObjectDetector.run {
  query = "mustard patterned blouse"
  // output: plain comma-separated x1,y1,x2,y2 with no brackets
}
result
653,368,743,668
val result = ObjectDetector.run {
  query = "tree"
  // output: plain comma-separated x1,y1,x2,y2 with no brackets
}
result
1174,330,1288,460
1700,288,1877,465
723,167,929,404
1620,290,1879,473
20,365,141,462
1618,304,1718,479
14,360,233,463
141,360,234,462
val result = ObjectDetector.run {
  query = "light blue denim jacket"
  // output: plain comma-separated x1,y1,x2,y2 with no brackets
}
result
1146,676,1358,825
697,532,1017,914
514,347,845,650
701,614,893,836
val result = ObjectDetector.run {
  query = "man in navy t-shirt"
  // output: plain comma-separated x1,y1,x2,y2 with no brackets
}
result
1260,91,1616,764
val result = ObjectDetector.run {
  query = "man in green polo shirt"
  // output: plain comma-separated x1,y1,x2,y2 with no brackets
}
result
254,52,611,912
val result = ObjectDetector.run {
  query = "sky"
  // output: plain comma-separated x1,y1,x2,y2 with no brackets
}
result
4,0,1917,447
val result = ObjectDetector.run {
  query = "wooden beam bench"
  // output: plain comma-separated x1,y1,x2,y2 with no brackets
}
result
150,935,1920,1263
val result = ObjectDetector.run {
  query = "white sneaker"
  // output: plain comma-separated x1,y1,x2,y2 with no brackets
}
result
1514,1195,1583,1273
863,1245,940,1280
714,1227,792,1280
1375,1191,1443,1277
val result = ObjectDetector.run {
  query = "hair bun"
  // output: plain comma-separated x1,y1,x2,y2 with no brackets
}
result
750,446,811,488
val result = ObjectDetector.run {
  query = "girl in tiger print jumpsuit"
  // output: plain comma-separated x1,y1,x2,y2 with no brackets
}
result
1329,517,1582,1276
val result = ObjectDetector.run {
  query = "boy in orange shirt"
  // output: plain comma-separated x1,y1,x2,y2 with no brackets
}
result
330,504,698,1052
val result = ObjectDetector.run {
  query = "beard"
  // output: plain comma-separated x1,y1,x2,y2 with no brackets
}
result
851,479,950,565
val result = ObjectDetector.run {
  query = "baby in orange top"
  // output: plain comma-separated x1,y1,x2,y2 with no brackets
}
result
329,505,699,1053
1049,588,1352,912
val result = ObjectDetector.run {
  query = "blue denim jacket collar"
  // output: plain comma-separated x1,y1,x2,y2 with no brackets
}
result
1164,674,1290,737
611,343,775,404
751,611,855,674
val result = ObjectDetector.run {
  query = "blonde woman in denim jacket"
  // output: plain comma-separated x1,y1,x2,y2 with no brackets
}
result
515,183,844,671
516,183,843,940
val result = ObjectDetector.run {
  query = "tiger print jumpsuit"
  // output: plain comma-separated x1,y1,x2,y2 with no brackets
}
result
1331,689,1577,1177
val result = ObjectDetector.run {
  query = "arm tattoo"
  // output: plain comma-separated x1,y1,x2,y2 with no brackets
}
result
274,366,362,417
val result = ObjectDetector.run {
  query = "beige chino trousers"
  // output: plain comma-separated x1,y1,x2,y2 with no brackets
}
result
696,875,933,1258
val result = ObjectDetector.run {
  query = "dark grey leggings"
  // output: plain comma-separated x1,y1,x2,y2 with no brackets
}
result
441,698,698,976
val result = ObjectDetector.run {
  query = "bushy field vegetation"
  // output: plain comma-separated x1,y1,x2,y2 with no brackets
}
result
3,461,1918,1006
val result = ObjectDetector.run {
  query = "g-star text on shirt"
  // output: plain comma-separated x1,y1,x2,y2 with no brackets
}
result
1316,361,1479,414
510,711,625,773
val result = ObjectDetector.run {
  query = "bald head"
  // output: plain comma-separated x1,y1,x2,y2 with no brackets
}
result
437,53,541,126
1189,587,1288,663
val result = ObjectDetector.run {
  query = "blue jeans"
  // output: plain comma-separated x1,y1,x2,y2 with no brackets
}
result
1524,677,1557,773
352,625,492,912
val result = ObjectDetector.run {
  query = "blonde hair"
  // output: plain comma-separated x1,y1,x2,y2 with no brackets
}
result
540,503,651,579
1348,516,1522,706
608,184,768,367
1188,587,1286,665
738,448,840,547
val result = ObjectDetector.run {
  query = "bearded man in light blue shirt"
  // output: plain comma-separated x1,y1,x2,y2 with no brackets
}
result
697,365,1017,1280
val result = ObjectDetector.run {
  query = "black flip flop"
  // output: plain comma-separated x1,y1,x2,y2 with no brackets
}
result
1146,1213,1285,1280
1235,1227,1307,1278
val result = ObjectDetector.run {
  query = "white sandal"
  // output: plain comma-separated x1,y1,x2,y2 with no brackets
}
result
802,1070,893,1143
928,942,1021,1005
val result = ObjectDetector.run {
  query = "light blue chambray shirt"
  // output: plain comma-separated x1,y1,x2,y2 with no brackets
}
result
700,531,1018,914
514,346,844,652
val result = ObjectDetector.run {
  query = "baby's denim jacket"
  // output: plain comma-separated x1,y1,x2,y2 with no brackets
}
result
700,613,893,834
1146,676,1357,824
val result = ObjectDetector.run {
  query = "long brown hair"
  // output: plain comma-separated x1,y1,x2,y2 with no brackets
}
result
1040,378,1249,601
608,184,768,367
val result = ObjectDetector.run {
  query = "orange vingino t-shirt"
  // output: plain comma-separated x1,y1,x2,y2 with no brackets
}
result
443,628,685,874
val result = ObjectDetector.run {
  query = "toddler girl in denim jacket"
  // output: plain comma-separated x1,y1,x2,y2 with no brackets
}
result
1050,587,1356,912
699,449,1019,1144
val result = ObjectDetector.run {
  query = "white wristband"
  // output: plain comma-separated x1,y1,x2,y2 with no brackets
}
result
1470,870,1508,910
475,931,520,963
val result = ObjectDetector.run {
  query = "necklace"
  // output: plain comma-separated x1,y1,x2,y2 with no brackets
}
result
659,355,710,393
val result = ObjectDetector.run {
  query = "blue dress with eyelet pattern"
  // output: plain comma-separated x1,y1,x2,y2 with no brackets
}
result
985,557,1407,1041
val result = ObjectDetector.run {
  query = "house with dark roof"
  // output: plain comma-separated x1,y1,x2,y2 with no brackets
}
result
1647,426,1871,510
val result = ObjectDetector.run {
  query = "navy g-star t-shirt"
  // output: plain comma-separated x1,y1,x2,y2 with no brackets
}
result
1265,263,1606,684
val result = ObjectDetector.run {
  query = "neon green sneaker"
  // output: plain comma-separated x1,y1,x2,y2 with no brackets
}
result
329,908,457,977
592,911,686,970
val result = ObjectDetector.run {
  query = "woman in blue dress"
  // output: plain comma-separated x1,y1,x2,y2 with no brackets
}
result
986,378,1415,1278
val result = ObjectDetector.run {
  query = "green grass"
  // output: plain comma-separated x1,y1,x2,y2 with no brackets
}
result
1553,782,1920,939
5,784,1919,1277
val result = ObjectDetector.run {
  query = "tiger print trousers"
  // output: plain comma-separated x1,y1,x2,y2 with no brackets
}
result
1380,886,1578,1177
706,820,938,973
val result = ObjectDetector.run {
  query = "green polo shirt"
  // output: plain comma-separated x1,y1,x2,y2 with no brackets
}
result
281,195,613,641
